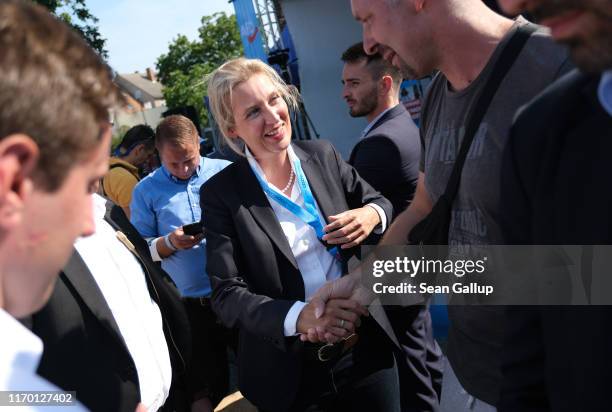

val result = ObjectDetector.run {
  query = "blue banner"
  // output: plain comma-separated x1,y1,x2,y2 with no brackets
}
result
231,0,268,61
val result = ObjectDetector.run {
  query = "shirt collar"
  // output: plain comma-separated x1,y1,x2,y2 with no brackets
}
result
360,106,396,139
245,144,297,185
161,156,204,183
597,70,612,117
0,308,44,378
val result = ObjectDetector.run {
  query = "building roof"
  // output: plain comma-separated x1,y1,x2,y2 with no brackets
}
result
115,71,164,101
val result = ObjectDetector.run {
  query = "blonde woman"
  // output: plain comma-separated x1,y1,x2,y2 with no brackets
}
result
201,58,399,412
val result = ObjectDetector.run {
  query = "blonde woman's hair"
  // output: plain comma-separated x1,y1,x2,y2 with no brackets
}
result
206,57,300,154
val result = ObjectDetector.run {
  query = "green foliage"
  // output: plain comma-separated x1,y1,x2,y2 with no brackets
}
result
162,63,215,127
33,0,108,59
156,12,243,128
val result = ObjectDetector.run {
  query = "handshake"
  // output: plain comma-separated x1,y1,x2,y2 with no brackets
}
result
296,271,374,344
296,206,381,343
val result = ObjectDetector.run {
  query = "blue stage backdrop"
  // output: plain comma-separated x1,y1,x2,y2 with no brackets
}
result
232,0,268,61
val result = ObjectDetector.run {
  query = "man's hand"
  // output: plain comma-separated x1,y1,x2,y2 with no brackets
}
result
311,272,370,315
323,205,380,249
170,226,203,250
301,273,374,343
157,226,204,258
297,298,367,343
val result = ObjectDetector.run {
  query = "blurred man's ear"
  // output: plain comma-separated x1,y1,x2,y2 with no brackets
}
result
0,135,38,231
379,75,394,95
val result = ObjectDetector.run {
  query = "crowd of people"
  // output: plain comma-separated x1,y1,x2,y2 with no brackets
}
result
0,0,610,411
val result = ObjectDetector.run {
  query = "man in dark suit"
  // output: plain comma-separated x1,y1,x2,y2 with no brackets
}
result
30,195,194,412
496,0,612,410
341,42,421,217
341,42,443,412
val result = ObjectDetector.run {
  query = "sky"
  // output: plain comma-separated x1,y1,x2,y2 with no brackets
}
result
87,0,235,74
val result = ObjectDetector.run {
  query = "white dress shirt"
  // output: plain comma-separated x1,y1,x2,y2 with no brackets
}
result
0,309,87,411
360,106,395,139
246,145,387,336
74,195,172,412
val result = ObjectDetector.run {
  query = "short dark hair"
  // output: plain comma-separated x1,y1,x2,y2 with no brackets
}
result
116,125,155,156
0,0,120,192
341,42,403,89
155,115,199,150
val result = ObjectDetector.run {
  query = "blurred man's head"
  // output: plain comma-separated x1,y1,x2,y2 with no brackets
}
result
351,0,512,79
155,115,201,180
341,42,403,122
350,0,441,79
0,0,119,317
498,0,612,72
115,124,156,169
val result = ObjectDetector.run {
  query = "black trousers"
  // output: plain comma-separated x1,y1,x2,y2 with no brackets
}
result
386,305,444,412
183,298,234,406
288,317,401,412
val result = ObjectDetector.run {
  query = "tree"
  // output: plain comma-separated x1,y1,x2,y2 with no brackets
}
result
34,0,108,59
156,12,243,128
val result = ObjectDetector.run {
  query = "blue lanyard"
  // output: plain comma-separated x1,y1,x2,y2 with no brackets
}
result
251,155,339,257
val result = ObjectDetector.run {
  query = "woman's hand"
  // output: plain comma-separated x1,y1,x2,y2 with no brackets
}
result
323,205,381,249
296,298,367,343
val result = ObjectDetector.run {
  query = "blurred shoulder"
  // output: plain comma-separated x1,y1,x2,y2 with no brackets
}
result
202,156,232,173
200,158,245,195
292,139,338,158
133,167,163,193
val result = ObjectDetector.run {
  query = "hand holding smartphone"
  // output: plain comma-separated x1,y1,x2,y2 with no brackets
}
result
182,222,205,236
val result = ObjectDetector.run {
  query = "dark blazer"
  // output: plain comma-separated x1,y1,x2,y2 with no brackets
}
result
348,105,442,410
348,104,421,217
200,140,394,411
30,203,192,412
499,70,612,411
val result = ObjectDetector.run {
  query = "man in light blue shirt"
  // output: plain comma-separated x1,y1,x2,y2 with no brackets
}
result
131,114,230,410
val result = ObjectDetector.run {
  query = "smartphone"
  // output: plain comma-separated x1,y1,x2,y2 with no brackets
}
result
182,222,204,236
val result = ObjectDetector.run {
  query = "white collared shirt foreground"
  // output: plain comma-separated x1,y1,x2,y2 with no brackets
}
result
75,195,171,411
0,309,87,411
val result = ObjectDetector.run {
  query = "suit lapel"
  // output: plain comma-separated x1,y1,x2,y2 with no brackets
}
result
546,71,593,142
295,145,357,270
238,146,344,270
350,105,402,164
105,202,148,254
293,144,339,222
580,74,604,114
348,140,363,166
62,250,129,352
237,160,299,269
369,300,401,348
365,104,402,137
